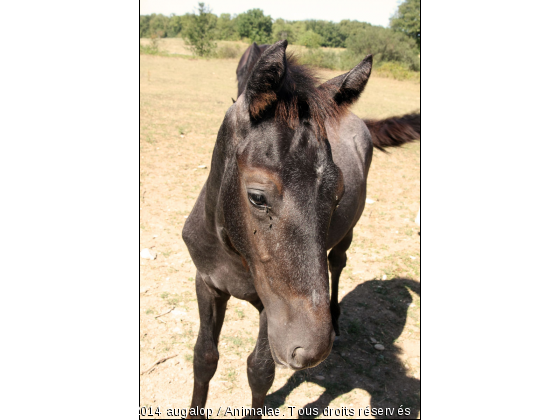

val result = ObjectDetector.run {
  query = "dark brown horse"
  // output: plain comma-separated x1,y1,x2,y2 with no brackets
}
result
236,42,270,98
236,42,420,152
182,40,419,418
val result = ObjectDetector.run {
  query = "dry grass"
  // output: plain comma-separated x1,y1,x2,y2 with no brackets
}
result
140,38,249,59
140,39,420,83
139,38,346,58
140,54,420,418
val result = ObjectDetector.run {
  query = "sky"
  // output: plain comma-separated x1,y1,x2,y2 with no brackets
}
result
140,0,402,28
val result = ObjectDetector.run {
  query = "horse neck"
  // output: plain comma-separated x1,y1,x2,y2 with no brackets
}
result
203,127,231,231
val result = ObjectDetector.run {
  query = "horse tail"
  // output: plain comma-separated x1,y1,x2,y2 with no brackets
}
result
363,112,420,152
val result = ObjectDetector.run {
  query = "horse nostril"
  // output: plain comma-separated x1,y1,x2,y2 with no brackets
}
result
292,346,303,359
291,346,306,368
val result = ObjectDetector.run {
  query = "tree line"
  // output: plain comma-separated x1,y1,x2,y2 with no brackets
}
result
140,1,419,70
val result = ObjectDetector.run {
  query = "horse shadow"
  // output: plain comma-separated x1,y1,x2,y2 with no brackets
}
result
264,278,420,419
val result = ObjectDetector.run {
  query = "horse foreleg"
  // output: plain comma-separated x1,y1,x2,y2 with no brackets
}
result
188,272,229,419
246,304,275,419
328,229,353,336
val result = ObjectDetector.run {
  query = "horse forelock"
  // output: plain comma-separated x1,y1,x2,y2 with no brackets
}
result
266,54,345,140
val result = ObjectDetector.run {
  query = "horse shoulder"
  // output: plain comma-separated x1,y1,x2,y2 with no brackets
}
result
182,184,256,298
182,184,214,264
326,113,373,249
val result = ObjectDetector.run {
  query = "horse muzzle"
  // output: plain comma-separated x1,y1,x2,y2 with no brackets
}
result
269,322,335,371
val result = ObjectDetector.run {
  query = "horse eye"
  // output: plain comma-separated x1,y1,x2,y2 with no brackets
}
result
248,192,267,208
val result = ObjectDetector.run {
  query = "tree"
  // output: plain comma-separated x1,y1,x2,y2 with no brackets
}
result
140,15,151,38
346,26,419,70
149,14,169,38
390,0,420,49
290,21,308,44
305,20,345,47
339,19,373,42
182,3,217,56
272,18,296,44
167,14,183,37
216,13,238,40
236,9,272,44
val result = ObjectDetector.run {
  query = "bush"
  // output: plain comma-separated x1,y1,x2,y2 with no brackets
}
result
140,33,160,55
296,47,419,82
297,30,324,49
374,62,420,82
140,44,159,55
338,50,364,69
298,49,336,69
149,32,160,50
297,48,361,70
182,3,217,57
213,43,243,59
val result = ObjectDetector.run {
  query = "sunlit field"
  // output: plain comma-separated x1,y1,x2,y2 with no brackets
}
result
140,52,420,418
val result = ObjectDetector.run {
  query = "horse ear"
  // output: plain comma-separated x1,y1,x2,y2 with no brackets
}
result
320,55,373,107
236,42,264,97
244,40,288,119
246,42,261,68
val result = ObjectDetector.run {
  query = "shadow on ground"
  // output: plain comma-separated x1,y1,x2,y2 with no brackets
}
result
264,278,420,419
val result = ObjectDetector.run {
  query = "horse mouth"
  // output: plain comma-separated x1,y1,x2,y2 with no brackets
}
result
269,344,289,369
269,343,319,371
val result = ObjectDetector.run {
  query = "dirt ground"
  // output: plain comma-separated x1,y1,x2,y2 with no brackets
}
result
140,51,420,419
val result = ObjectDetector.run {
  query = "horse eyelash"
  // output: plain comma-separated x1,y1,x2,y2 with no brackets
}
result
248,193,271,211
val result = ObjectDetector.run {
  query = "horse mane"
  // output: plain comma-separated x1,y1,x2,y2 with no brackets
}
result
268,53,347,139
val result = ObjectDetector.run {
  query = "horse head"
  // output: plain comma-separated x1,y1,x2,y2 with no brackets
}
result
212,41,372,370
